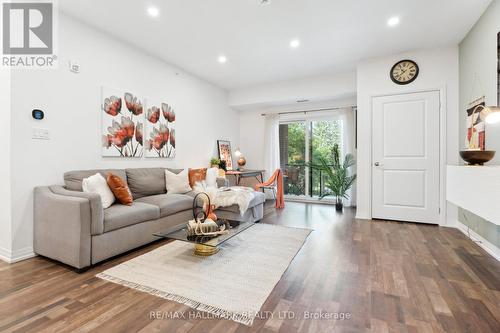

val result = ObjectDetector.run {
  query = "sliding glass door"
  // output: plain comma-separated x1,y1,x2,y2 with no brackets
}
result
279,116,343,200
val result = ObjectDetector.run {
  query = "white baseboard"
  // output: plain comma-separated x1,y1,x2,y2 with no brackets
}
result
451,220,500,262
0,246,36,263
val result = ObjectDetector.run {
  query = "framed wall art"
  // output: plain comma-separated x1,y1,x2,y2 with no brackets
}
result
217,140,234,170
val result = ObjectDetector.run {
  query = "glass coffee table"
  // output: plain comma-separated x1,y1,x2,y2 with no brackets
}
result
154,219,255,256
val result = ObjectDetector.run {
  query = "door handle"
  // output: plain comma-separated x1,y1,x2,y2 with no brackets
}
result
374,162,380,166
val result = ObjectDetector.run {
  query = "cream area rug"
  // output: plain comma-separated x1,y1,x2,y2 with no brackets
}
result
97,223,311,326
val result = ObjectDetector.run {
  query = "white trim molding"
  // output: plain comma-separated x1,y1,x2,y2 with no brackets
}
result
0,246,36,264
451,220,500,262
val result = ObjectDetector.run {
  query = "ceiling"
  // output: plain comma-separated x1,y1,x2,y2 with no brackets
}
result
60,0,491,90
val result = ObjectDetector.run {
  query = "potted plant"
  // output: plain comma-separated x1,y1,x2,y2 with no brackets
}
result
210,157,221,169
308,144,356,211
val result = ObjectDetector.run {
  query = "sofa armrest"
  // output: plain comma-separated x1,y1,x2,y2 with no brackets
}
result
34,186,96,269
49,185,104,235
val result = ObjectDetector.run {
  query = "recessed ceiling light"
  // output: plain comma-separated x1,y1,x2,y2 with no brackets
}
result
290,39,300,49
218,55,227,64
147,7,159,17
261,0,271,5
387,16,400,27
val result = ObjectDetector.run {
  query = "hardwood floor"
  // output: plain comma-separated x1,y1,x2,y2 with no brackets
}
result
1,202,499,332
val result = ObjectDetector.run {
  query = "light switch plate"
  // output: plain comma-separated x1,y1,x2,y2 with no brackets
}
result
32,127,50,140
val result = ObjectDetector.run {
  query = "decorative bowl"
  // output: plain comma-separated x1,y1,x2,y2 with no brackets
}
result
459,150,495,165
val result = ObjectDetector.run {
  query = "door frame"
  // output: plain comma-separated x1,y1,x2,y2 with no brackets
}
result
368,87,447,225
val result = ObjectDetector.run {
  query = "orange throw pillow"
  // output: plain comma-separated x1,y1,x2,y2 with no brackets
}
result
107,173,133,206
188,168,207,188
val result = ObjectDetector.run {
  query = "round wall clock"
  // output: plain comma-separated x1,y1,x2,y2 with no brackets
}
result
390,60,419,85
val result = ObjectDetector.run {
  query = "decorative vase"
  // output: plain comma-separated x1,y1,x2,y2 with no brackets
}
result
218,168,226,178
237,157,246,170
335,197,343,211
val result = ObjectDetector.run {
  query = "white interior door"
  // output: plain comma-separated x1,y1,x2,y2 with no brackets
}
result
372,91,440,224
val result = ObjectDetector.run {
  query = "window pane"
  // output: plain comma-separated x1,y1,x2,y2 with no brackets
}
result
279,122,306,196
310,120,342,197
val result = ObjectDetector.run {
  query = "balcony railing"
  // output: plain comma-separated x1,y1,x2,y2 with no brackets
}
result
283,163,335,199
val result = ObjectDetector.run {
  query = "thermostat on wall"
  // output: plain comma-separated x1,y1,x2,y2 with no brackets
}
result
32,109,44,120
69,60,80,73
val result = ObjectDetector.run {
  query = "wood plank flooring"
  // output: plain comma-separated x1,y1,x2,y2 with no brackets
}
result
1,202,499,332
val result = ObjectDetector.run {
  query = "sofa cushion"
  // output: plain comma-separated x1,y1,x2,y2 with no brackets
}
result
188,168,207,187
104,202,160,232
64,169,126,192
216,191,266,213
125,168,166,199
136,194,193,217
82,173,115,209
166,168,183,175
107,173,133,205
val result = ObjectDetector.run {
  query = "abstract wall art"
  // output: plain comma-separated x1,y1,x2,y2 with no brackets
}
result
217,140,234,170
144,100,176,158
101,87,144,157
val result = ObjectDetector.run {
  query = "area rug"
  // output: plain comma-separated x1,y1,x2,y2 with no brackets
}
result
97,223,311,326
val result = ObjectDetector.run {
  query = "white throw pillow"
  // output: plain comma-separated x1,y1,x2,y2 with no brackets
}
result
82,173,115,209
205,167,218,188
165,169,192,194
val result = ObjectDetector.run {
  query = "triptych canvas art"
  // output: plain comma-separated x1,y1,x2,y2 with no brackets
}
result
101,87,176,158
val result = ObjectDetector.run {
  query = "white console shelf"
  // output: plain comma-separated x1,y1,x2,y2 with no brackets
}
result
447,165,500,225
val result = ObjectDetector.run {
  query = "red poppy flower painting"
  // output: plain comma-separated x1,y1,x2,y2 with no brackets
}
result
101,87,144,157
145,100,176,158
103,95,122,116
124,92,143,116
162,103,176,123
146,106,160,124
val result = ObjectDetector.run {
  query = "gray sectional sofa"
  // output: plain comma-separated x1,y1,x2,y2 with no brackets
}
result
34,167,265,270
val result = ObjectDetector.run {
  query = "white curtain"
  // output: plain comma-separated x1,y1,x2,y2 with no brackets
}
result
263,114,280,180
338,107,356,207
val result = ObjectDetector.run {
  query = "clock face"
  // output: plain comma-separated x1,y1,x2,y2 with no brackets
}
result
390,60,419,85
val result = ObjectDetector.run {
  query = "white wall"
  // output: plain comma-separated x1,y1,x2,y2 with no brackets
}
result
459,0,500,163
7,14,240,259
356,46,460,223
228,70,356,111
239,96,357,172
234,70,357,175
0,68,12,261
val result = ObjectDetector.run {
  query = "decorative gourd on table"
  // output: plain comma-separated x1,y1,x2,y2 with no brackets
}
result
187,192,228,237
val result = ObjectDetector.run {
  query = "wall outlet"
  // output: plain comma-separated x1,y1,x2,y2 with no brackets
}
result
32,127,50,140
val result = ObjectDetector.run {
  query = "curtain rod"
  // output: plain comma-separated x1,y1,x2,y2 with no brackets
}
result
260,105,357,116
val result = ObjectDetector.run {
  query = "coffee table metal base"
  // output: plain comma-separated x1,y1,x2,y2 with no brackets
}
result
194,244,219,256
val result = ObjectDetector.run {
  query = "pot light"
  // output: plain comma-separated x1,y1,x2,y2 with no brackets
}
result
387,16,400,27
218,55,227,64
147,7,159,17
290,39,300,49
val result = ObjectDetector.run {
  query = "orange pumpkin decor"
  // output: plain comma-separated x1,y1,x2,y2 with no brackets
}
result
205,203,217,221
